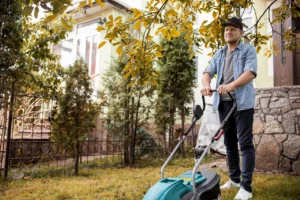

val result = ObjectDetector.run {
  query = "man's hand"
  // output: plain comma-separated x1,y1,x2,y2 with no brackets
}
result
217,83,235,95
218,71,255,95
201,86,213,96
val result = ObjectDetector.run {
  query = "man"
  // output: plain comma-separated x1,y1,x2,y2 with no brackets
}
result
200,17,257,200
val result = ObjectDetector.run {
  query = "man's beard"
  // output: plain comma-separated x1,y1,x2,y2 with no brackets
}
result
227,39,240,44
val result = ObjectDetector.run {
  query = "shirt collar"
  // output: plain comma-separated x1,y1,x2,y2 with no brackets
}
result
221,41,244,52
236,41,244,50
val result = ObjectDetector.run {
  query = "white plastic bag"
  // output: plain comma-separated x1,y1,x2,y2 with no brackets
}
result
196,104,226,155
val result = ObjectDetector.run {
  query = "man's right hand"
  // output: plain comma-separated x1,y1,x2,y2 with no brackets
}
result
200,87,213,96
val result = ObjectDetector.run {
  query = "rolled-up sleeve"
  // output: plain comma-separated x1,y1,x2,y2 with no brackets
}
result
244,46,257,77
203,53,218,78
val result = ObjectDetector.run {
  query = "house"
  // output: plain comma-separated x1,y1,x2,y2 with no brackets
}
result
52,0,147,94
53,0,300,106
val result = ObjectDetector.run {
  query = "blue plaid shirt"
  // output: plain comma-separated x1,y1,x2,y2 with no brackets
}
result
204,42,257,111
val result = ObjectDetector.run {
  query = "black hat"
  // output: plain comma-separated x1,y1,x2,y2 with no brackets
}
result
222,17,243,30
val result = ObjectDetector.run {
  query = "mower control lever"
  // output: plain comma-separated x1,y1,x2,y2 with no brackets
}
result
213,129,224,141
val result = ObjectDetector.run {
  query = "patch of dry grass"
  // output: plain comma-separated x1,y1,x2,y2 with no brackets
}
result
0,155,299,200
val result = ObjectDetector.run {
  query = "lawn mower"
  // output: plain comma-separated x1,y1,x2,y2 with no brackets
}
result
143,90,236,200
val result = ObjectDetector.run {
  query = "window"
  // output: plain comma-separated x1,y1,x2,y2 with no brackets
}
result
53,39,74,67
91,35,99,76
243,17,253,33
85,36,91,67
239,5,253,34
76,20,100,76
193,44,199,83
53,18,100,75
240,7,252,16
194,56,199,83
77,38,83,58
77,19,99,35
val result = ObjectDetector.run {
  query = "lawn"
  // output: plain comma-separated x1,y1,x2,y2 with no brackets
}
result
0,155,299,200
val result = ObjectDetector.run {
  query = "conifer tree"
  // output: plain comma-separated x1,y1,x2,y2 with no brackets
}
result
100,57,155,166
51,59,98,175
155,34,196,155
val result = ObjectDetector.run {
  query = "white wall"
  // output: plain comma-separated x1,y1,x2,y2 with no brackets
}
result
116,0,144,9
193,12,216,106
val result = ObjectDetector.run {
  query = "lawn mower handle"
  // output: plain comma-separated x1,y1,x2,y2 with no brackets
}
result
193,90,236,194
202,89,234,111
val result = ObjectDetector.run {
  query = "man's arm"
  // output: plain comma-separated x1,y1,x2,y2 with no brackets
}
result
218,71,255,94
201,51,220,96
201,72,213,96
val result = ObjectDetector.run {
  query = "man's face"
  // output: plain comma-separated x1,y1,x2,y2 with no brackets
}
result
224,25,244,44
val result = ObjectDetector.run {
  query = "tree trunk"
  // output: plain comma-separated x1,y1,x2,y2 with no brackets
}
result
168,106,175,153
180,107,185,157
0,93,8,160
75,140,80,176
131,93,141,166
129,97,135,166
124,97,130,165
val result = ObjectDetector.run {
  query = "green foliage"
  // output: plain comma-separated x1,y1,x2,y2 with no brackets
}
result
155,34,196,134
50,59,98,174
0,0,22,71
96,0,300,88
0,0,23,94
100,56,155,165
18,15,71,95
135,128,161,157
21,0,72,17
1,0,73,97
20,0,105,29
99,58,130,139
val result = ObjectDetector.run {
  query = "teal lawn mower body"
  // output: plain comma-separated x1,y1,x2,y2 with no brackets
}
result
143,171,206,200
143,91,236,200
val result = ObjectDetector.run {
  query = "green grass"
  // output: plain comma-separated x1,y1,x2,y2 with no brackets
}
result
0,155,299,200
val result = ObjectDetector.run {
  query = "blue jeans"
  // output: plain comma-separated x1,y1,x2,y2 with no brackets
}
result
218,101,255,193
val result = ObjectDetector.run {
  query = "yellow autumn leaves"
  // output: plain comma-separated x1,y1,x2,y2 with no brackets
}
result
94,0,300,86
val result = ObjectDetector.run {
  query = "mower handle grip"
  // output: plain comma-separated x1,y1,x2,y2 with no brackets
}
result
202,90,234,110
214,129,225,141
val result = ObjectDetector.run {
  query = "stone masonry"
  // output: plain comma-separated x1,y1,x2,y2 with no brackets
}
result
253,86,300,174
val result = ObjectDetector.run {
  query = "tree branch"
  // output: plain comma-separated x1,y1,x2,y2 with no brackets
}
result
244,0,278,32
141,0,169,71
126,11,157,26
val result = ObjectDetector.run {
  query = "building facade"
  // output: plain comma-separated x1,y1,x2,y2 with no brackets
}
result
54,0,299,104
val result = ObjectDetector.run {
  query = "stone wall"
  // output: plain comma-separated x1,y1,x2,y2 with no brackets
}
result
253,86,300,174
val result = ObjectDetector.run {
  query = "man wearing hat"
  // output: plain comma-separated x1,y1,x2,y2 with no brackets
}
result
200,17,257,200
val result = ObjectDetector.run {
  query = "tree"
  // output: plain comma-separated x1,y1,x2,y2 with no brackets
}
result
0,0,23,95
155,34,196,155
1,0,75,98
20,0,106,33
100,55,155,166
96,0,300,87
50,59,98,175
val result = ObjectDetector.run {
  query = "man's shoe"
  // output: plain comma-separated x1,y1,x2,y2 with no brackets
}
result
234,187,253,200
220,179,240,189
